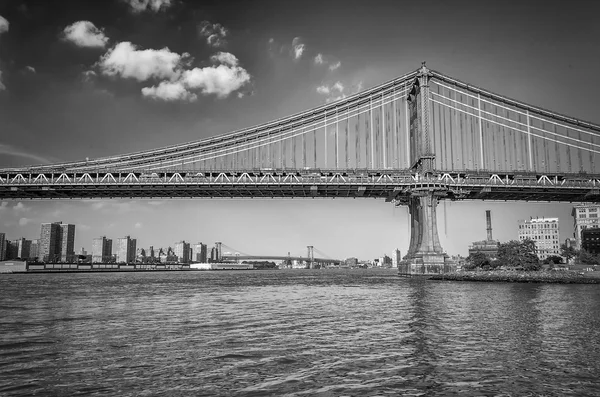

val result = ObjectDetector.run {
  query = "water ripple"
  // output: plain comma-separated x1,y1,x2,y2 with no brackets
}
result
1,270,600,396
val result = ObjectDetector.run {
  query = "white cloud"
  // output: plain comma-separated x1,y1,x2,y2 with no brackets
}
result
316,85,330,95
123,0,173,13
210,52,238,67
268,38,274,44
141,51,250,101
142,80,197,102
181,62,251,99
317,81,347,103
18,217,32,226
0,15,8,34
134,222,143,228
291,37,305,60
198,21,228,47
329,61,341,71
25,66,36,73
98,42,185,81
63,21,109,48
314,53,324,65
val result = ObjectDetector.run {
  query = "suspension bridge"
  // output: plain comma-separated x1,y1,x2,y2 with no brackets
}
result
1,63,599,273
220,245,341,267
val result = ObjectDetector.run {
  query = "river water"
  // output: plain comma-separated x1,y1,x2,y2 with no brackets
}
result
1,269,599,396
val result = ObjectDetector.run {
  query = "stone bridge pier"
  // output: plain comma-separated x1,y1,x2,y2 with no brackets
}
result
401,190,449,275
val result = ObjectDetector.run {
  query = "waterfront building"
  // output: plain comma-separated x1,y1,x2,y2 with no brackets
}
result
468,210,500,259
116,236,136,263
0,233,6,261
39,222,61,262
59,224,76,262
174,241,191,263
136,248,147,263
215,242,222,262
6,240,18,260
29,239,39,260
518,217,560,261
391,249,401,267
15,238,31,259
194,243,207,263
581,228,600,254
572,204,600,249
92,236,113,263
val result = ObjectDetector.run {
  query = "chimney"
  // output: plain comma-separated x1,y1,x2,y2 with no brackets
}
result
486,210,493,241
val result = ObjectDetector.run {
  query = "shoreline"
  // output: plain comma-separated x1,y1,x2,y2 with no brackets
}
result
428,270,600,284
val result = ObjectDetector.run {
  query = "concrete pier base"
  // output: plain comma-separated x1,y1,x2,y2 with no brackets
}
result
400,191,450,276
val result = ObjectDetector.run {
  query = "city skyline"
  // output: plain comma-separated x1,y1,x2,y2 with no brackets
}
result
1,0,600,259
0,204,586,261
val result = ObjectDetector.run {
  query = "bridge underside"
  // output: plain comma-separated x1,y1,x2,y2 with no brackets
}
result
1,170,598,202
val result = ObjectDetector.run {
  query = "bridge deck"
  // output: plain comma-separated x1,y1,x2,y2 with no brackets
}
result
1,169,598,202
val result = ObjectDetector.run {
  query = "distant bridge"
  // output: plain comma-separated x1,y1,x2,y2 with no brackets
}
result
221,254,341,264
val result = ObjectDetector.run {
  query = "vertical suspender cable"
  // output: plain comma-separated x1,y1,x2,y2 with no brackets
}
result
335,108,339,169
324,113,328,168
405,95,410,167
302,124,306,168
345,105,349,169
356,111,360,168
477,93,485,170
370,97,374,169
382,92,386,169
313,127,317,168
393,85,397,168
526,110,533,171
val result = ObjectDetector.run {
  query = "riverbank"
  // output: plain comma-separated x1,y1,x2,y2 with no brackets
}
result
429,270,600,284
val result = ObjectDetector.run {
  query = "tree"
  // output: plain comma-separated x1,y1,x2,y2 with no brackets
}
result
577,250,600,266
497,239,540,270
543,255,563,265
465,251,489,270
560,243,579,264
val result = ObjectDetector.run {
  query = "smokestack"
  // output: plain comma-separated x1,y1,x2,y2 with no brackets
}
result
486,210,493,241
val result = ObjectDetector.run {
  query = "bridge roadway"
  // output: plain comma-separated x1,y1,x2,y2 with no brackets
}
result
221,255,341,264
0,168,599,202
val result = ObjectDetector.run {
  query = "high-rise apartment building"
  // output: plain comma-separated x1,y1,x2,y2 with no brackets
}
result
59,224,76,263
391,249,401,267
174,241,191,263
29,239,39,260
195,242,208,263
0,233,6,261
15,238,31,259
92,236,113,263
6,240,19,260
518,217,560,260
39,222,61,262
572,204,600,249
116,236,136,263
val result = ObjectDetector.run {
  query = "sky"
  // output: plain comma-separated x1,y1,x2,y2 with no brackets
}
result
0,0,599,260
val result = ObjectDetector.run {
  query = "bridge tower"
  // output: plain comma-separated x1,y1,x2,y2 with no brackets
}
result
401,63,448,274
307,246,314,269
